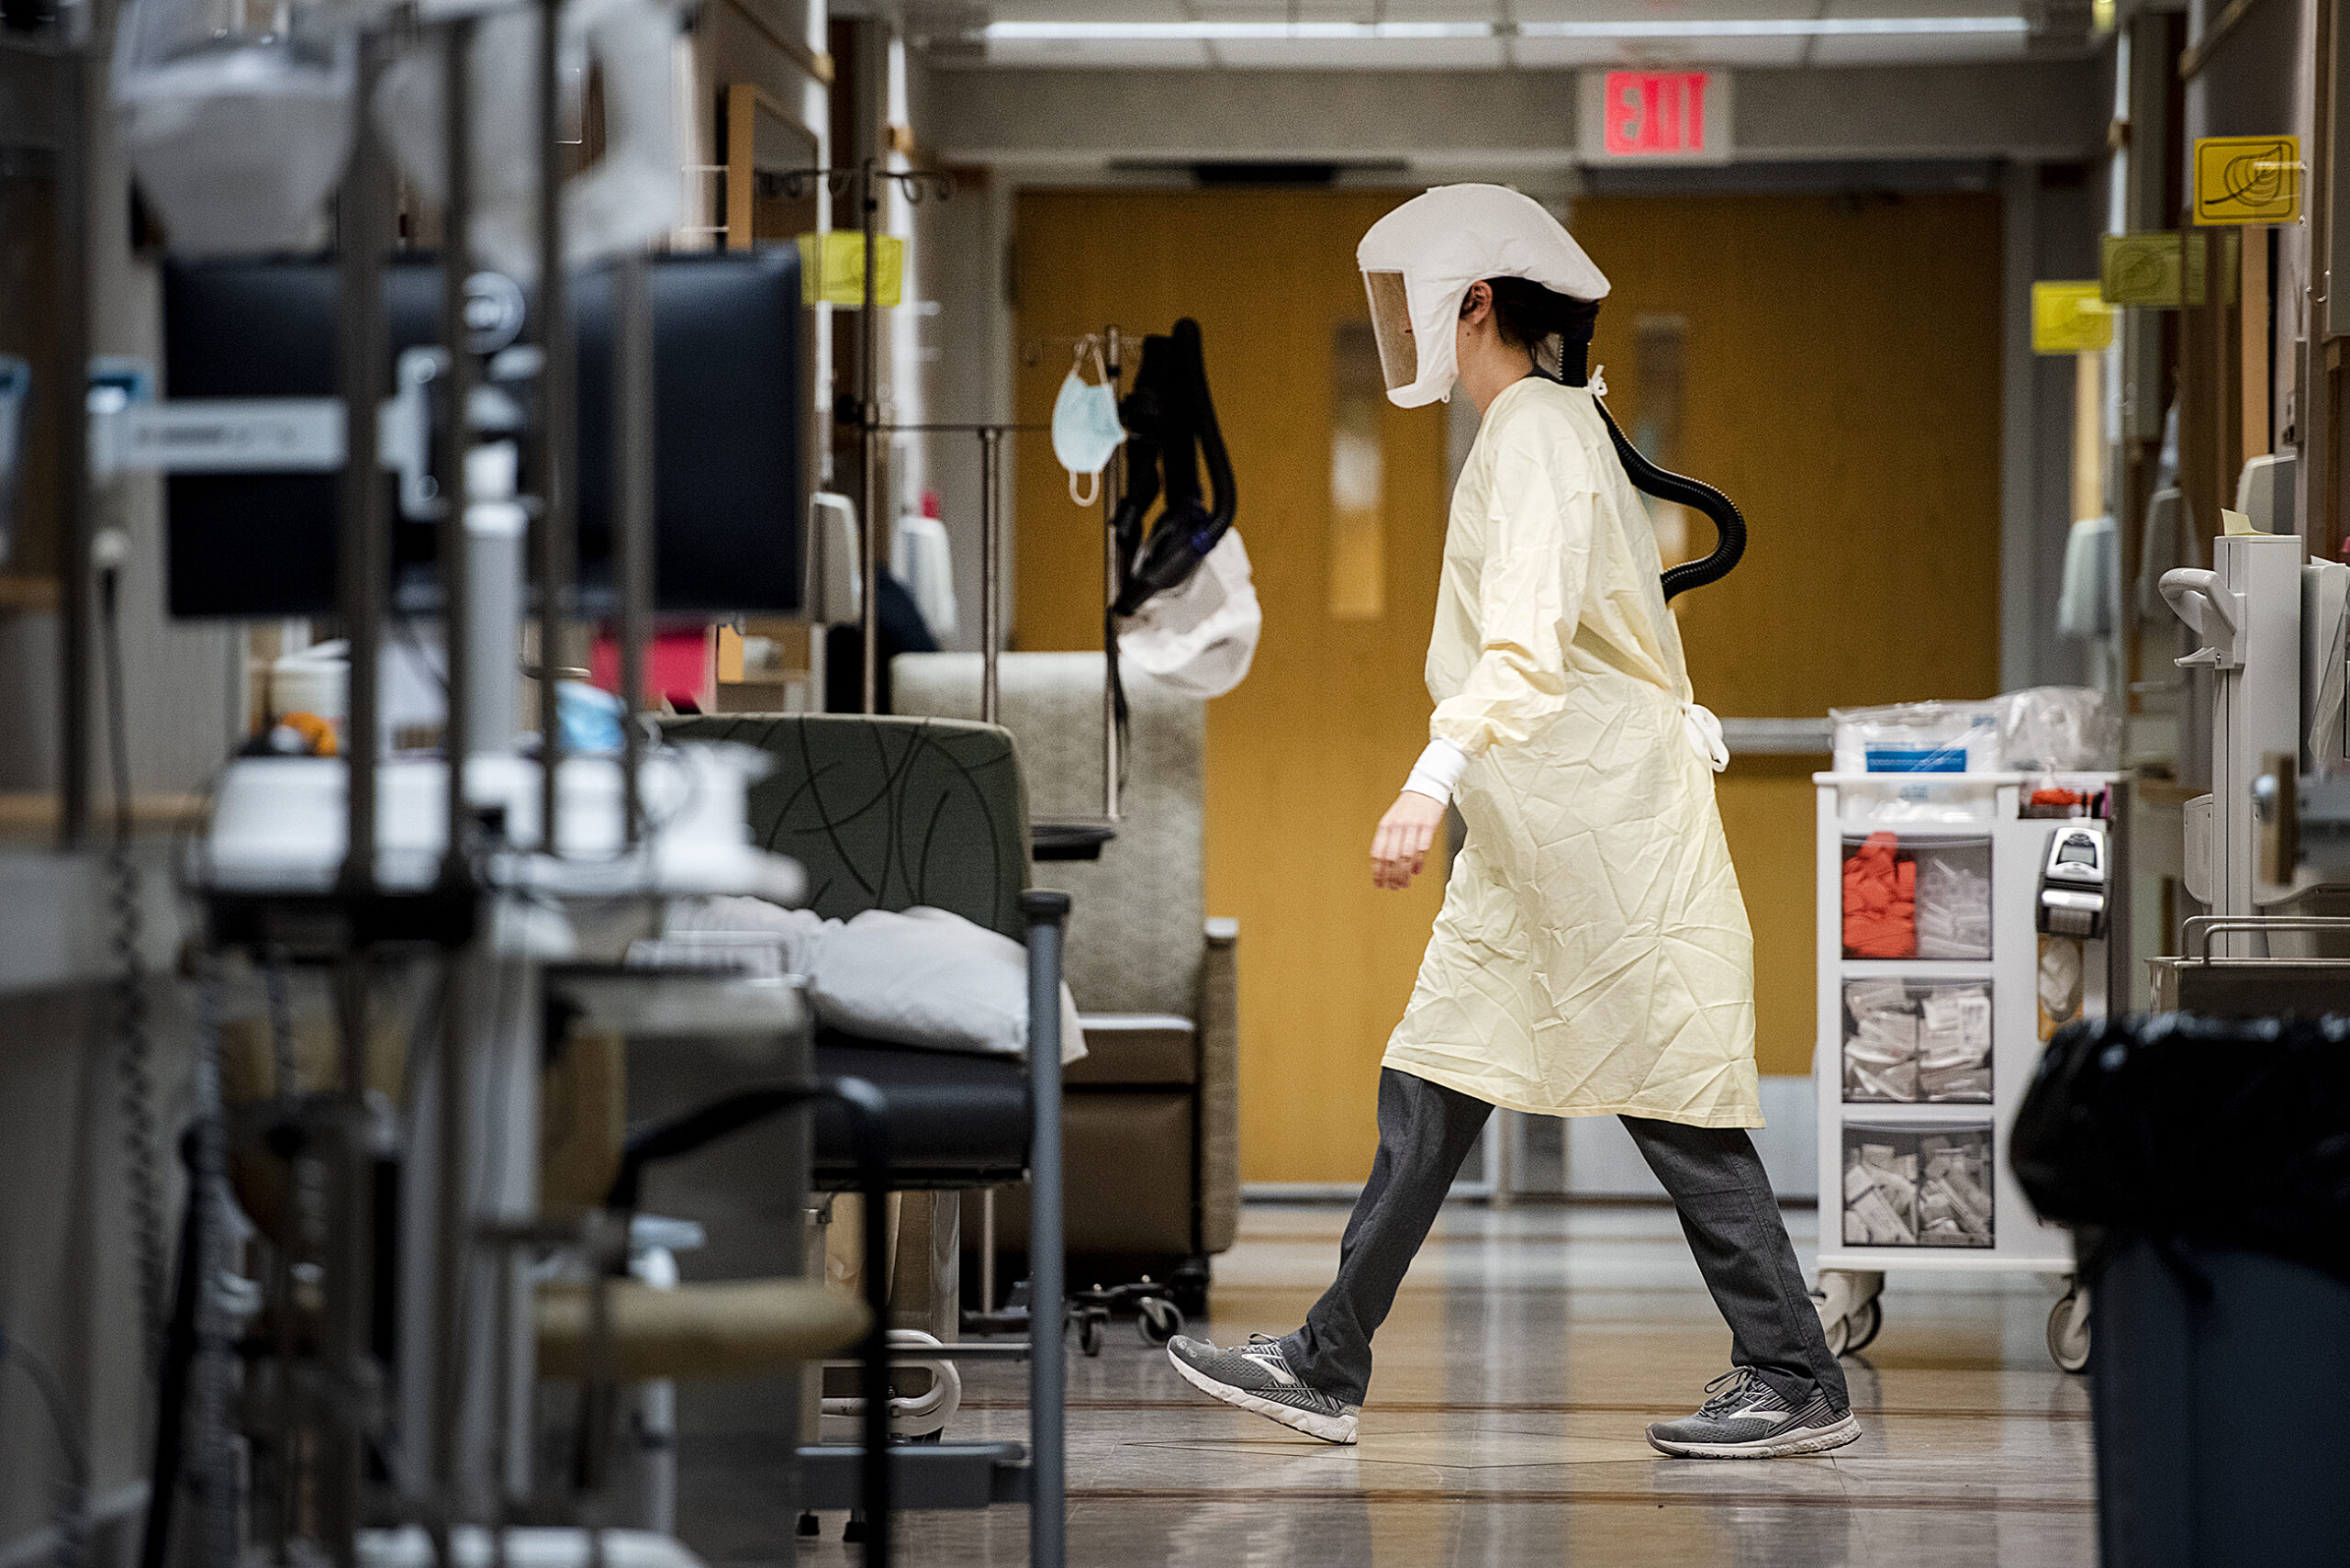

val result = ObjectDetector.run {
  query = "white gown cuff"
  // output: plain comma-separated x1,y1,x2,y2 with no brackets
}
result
1402,738,1471,805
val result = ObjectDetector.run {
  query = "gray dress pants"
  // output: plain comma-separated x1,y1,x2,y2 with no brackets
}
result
1280,1067,1848,1412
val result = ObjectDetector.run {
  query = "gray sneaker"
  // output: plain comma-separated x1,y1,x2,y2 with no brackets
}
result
1645,1369,1862,1459
1166,1333,1360,1444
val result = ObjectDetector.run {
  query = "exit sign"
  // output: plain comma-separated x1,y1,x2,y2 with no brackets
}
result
1581,70,1733,163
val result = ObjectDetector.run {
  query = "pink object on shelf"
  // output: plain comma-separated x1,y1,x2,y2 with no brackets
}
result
590,629,712,711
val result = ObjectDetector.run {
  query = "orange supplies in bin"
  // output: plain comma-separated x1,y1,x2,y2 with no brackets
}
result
1842,832,1917,958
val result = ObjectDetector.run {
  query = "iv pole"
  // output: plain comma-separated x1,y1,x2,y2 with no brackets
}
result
779,159,952,714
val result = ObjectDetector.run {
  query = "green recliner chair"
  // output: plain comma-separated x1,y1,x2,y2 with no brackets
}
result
890,653,1242,1313
659,713,1038,1340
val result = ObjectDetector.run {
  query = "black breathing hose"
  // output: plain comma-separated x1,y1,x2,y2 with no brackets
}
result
1589,398,1748,601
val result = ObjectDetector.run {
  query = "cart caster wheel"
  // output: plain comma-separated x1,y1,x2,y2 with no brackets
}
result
1842,1294,1884,1356
2048,1286,2092,1374
1813,1291,1850,1357
843,1514,866,1544
1136,1295,1184,1346
796,1513,820,1538
1079,1309,1105,1357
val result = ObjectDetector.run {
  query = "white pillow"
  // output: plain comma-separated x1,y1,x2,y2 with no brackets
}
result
663,899,1086,1062
663,895,832,973
809,906,1087,1064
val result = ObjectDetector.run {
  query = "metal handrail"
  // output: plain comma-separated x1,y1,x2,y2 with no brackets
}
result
2184,914,2350,960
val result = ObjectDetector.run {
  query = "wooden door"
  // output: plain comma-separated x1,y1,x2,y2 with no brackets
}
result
1013,187,2006,1183
1013,189,1451,1184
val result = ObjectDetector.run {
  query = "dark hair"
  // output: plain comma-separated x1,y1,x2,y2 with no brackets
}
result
1468,275,1601,386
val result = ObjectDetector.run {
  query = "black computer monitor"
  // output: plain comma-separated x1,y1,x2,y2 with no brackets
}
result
161,249,809,618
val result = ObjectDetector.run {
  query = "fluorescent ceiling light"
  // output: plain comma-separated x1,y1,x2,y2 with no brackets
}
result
983,16,2029,41
1518,16,2027,34
985,20,1490,39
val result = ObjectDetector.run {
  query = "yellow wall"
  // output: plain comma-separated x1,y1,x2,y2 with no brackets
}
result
1013,188,2006,1182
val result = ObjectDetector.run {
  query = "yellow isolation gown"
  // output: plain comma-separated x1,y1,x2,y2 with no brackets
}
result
1381,375,1762,1128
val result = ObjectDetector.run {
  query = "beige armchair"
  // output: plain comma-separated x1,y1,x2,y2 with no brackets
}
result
892,652,1239,1308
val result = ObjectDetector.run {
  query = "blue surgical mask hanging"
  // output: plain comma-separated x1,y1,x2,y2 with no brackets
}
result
1052,337,1125,506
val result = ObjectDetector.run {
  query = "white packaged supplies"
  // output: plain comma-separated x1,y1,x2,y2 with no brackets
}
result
1843,977,1909,1015
1843,980,1992,1104
1830,700,2003,776
1844,1124,1992,1248
1831,688,2118,775
1914,858,1992,959
1998,686,2120,773
1918,989,1992,1069
1843,1149,1919,1246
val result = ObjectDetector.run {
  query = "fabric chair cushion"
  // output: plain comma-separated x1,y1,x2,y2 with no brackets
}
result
891,653,1205,1016
974,1092,1198,1260
811,1029,1032,1188
1065,1014,1197,1087
662,714,1031,942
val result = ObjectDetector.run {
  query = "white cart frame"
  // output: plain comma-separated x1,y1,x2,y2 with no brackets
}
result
1811,771,2127,1371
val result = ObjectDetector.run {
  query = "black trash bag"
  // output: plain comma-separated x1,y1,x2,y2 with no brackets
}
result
2011,1013,2350,1287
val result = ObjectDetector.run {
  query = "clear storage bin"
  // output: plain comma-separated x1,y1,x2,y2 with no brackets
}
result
1842,1121,1995,1249
1841,834,1994,961
1842,979,1994,1103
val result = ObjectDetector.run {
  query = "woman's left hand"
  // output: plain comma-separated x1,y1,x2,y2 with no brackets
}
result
1371,791,1449,890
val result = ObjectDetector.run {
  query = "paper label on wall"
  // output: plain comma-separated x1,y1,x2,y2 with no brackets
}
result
2031,282,2115,354
2193,136,2302,225
2100,232,2206,308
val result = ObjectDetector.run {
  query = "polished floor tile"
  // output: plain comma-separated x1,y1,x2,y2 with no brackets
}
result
681,1201,2097,1566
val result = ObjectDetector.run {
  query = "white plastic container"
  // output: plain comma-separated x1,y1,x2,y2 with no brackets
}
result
271,642,348,725
112,0,357,257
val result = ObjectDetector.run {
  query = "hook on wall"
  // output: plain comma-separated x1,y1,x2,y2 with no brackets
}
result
776,164,956,206
1019,330,1145,368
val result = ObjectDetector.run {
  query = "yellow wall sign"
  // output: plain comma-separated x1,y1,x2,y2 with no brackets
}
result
796,231,905,308
2032,282,2115,354
2100,232,2206,308
2193,136,2302,225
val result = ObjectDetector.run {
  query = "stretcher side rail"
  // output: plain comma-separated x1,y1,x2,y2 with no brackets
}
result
2182,914,2350,959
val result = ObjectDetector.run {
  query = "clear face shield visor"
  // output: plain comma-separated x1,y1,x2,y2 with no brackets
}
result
1362,271,1418,393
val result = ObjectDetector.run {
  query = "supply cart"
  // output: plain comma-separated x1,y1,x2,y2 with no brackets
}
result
1811,770,2128,1372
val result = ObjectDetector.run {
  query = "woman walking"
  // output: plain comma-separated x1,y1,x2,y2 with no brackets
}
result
1166,185,1857,1461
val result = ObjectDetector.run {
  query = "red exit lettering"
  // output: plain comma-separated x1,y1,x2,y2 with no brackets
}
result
1603,71,1713,157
